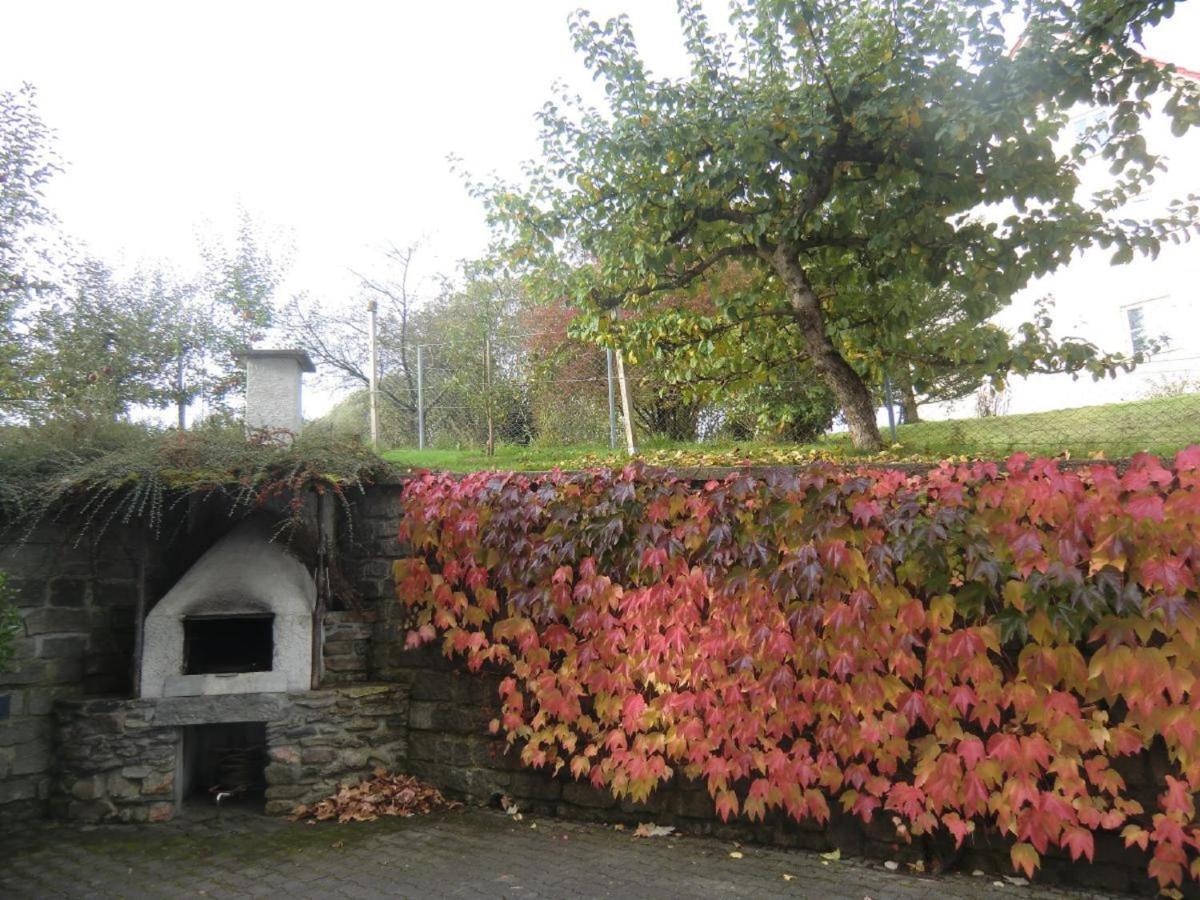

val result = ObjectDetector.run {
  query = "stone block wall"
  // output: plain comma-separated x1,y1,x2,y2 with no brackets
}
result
263,683,407,816
340,482,406,613
52,684,408,824
0,524,159,825
52,697,177,824
321,610,375,684
374,643,1164,895
0,480,1172,893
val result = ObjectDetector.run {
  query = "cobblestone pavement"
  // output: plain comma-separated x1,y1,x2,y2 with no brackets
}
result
0,806,1122,899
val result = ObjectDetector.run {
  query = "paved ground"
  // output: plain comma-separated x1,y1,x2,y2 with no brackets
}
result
0,806,1121,899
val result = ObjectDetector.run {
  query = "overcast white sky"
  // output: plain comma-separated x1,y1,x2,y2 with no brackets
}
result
2,2,720,302
3,1,1198,416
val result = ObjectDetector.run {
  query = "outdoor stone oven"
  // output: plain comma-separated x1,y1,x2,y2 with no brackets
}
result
33,351,410,825
140,519,317,698
46,513,408,823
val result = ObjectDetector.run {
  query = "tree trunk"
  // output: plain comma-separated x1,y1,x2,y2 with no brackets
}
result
896,367,920,424
771,245,883,451
175,353,186,430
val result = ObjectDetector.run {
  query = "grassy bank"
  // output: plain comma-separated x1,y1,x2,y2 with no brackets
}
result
381,393,1200,472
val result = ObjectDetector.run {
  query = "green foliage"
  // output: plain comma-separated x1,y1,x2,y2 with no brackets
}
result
0,421,389,539
289,249,536,449
190,210,281,421
475,0,1199,451
1,155,281,427
0,84,59,412
22,260,196,422
0,571,21,673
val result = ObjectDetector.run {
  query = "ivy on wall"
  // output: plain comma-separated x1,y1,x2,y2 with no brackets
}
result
397,449,1200,890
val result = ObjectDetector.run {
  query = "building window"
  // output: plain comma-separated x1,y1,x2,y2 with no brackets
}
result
1127,306,1149,355
1073,106,1109,144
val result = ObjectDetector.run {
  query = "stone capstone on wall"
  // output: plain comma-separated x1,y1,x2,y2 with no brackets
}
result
51,684,408,824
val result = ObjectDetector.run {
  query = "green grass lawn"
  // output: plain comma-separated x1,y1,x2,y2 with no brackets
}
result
880,391,1200,459
380,392,1200,472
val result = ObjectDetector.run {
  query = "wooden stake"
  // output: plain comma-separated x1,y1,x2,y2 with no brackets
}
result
615,350,637,455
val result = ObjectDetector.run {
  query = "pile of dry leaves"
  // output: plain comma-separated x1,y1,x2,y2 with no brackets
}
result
290,769,461,824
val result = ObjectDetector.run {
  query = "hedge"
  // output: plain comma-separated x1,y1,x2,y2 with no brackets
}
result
396,449,1200,890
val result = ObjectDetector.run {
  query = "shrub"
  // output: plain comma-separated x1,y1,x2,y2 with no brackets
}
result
397,449,1200,890
0,421,388,538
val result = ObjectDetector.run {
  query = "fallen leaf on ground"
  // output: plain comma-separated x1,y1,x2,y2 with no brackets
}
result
820,849,841,861
634,823,676,838
729,851,744,859
782,874,795,881
907,860,924,872
289,770,461,824
499,793,523,820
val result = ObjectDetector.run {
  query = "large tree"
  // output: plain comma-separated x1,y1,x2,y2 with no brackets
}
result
476,0,1199,450
13,216,279,427
24,260,192,422
185,211,280,426
0,84,59,413
284,243,429,440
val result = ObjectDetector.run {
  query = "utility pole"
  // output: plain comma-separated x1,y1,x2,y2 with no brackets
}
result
416,344,426,451
367,299,379,447
176,337,186,431
484,337,495,457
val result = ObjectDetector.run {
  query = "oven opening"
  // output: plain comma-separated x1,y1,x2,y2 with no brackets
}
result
182,722,267,809
184,614,274,675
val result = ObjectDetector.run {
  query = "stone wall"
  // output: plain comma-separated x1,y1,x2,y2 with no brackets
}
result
52,696,177,824
52,684,408,823
263,683,407,816
353,481,1163,896
0,524,159,825
321,610,375,685
340,482,407,616
0,481,1172,893
373,644,1163,895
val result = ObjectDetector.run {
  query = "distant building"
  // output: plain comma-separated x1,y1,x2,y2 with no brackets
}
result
925,59,1200,420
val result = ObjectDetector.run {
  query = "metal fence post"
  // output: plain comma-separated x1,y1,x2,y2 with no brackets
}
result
485,337,494,457
417,345,426,451
606,347,618,450
367,299,379,447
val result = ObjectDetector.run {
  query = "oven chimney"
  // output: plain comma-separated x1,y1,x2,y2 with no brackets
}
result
237,349,316,435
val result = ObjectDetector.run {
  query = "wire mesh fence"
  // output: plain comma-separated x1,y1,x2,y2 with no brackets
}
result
331,329,621,452
874,389,1200,460
327,328,1200,461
